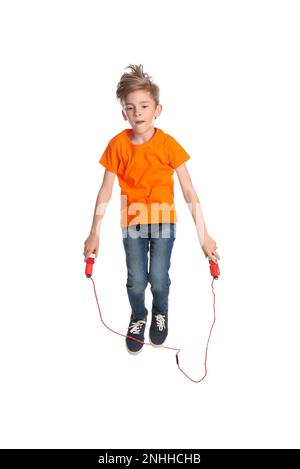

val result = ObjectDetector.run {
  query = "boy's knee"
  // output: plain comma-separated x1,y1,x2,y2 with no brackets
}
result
148,273,170,291
126,279,147,292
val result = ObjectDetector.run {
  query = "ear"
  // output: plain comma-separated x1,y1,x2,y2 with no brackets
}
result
155,103,163,118
122,110,127,121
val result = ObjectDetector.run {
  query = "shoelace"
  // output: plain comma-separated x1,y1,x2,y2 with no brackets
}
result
155,314,166,331
129,320,146,334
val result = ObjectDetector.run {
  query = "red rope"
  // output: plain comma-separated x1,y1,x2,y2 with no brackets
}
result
90,276,217,383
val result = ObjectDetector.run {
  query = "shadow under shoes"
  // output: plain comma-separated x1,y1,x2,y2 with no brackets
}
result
126,314,147,354
149,313,168,346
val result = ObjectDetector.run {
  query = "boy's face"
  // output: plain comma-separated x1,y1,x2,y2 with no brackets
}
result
121,89,162,132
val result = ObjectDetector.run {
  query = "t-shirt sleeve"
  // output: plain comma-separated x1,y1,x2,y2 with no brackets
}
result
167,137,190,169
98,143,119,174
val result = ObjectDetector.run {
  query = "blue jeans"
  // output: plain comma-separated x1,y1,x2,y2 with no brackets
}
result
121,223,176,320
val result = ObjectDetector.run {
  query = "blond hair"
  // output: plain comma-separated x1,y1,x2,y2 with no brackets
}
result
116,64,160,107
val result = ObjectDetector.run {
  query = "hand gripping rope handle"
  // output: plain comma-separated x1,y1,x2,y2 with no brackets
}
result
85,251,220,383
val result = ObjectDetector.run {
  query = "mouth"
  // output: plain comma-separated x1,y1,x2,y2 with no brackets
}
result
135,121,145,125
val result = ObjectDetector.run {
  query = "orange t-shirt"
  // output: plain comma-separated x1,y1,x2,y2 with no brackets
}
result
99,127,190,227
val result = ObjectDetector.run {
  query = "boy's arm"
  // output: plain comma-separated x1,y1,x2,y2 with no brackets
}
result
175,163,220,261
89,169,116,236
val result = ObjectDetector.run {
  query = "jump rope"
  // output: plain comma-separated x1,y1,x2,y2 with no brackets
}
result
85,252,220,384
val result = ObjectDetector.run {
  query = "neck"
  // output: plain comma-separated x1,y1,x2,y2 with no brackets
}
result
130,126,156,144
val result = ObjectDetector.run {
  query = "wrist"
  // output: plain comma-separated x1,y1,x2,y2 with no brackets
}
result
197,227,209,246
90,229,99,237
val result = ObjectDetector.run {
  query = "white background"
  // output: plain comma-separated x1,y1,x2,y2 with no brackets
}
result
0,0,299,449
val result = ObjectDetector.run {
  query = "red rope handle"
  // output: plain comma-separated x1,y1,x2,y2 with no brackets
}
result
89,276,217,383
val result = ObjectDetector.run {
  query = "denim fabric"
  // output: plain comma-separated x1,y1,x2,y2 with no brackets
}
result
121,223,176,320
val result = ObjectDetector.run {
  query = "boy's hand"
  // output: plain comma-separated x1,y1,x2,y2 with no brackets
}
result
83,233,99,261
201,234,220,263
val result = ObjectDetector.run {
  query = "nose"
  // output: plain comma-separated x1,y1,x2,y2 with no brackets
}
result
134,108,142,116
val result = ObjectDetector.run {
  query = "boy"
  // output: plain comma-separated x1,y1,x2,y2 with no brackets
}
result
83,64,220,354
